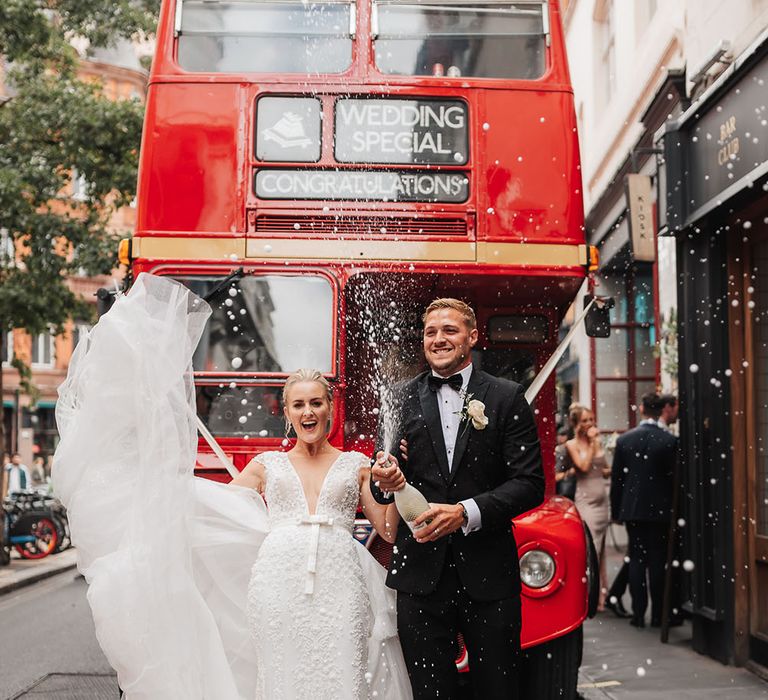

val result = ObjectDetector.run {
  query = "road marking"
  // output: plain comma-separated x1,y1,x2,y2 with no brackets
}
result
578,681,622,688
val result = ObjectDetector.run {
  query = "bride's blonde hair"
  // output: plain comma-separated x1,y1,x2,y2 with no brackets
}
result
282,369,333,406
282,369,333,438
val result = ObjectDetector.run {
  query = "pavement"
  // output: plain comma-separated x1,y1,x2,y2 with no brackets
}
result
0,546,78,595
577,533,768,699
2,540,768,698
577,612,768,698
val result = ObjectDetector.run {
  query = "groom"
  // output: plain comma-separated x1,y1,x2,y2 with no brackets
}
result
371,298,544,699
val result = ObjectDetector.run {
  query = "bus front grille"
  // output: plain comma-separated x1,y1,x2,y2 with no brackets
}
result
250,214,469,238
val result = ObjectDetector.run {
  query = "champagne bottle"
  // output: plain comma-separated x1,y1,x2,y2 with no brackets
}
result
394,481,431,533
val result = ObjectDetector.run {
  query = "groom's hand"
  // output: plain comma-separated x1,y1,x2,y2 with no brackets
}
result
413,503,465,543
372,452,406,492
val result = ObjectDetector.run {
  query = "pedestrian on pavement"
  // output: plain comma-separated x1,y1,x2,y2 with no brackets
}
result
610,393,677,628
566,404,610,611
2,453,31,498
30,456,46,488
658,393,679,433
605,394,679,624
555,425,576,499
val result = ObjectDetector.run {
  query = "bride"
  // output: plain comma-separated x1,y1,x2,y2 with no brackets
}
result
52,274,413,700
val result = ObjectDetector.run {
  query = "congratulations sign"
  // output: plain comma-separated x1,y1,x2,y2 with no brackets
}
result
334,98,468,165
255,169,468,203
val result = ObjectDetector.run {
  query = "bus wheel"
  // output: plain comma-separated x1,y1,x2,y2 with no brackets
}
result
520,625,583,700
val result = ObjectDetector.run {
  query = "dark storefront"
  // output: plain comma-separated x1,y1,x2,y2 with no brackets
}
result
663,32,768,675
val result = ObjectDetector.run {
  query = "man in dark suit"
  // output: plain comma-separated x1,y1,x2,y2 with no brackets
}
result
610,393,677,628
371,298,544,699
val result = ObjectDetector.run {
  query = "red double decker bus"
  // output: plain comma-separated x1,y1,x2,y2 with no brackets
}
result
125,0,599,695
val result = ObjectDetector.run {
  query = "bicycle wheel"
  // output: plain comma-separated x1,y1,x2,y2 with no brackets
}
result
14,516,59,559
52,514,71,552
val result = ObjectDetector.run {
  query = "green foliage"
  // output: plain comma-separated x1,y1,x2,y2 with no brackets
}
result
653,308,679,388
0,0,158,339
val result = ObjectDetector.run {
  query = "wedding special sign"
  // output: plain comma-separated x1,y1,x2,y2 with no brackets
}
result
254,96,470,202
334,98,469,165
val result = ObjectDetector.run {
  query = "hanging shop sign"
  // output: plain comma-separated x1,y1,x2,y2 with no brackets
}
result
626,174,656,262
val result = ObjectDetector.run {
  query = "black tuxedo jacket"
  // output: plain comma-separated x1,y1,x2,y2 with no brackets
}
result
610,422,677,523
378,368,544,601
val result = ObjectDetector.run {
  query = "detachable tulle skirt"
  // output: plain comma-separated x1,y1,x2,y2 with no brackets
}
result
53,273,411,699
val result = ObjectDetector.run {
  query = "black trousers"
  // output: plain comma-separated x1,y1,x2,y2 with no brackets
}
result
607,560,629,602
397,552,521,700
625,521,668,624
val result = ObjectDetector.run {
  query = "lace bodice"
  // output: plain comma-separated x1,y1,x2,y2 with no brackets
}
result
257,450,367,532
247,450,374,699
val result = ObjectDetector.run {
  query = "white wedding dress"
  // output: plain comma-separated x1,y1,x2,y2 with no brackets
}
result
52,274,412,700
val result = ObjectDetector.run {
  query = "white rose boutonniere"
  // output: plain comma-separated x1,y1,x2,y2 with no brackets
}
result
466,399,489,431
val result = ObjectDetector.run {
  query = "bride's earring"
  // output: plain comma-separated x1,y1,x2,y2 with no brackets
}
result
284,418,293,438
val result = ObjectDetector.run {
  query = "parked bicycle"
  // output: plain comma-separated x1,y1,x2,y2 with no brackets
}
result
1,491,66,564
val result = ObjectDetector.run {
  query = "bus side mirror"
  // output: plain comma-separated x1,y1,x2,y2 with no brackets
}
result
96,288,117,317
584,295,614,338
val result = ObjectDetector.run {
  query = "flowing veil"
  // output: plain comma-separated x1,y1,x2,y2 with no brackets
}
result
53,273,411,700
54,274,265,697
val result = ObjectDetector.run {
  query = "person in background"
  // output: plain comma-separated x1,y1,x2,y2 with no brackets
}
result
565,404,610,611
607,393,680,619
3,453,31,497
658,394,679,432
610,393,677,628
554,426,576,500
30,456,46,488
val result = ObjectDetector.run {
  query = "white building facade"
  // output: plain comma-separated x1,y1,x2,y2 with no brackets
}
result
562,0,768,674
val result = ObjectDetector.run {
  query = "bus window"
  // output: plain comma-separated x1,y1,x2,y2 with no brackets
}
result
472,347,536,388
177,0,354,74
373,1,547,80
196,384,286,437
175,274,334,373
488,315,549,344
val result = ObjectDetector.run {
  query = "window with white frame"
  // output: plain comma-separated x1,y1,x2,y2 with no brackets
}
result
594,0,615,110
70,168,88,201
0,228,15,265
1,330,13,366
31,332,55,367
636,0,657,40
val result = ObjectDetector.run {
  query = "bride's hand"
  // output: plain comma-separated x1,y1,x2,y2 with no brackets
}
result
372,452,406,492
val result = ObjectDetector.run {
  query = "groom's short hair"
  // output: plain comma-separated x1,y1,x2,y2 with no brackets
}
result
423,298,477,330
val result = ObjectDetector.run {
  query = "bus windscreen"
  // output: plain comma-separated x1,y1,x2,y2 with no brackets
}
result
176,274,334,374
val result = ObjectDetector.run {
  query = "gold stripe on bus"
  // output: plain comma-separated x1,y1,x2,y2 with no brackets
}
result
246,238,475,262
133,237,587,267
476,242,588,266
133,237,247,260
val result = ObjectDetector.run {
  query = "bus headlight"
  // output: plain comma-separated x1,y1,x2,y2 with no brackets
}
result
519,549,556,589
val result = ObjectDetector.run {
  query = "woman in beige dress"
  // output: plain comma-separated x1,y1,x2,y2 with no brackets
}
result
565,404,610,611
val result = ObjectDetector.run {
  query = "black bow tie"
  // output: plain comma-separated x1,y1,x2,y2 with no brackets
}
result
428,374,463,392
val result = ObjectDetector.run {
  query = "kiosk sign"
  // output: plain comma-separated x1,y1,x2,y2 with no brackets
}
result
335,98,468,165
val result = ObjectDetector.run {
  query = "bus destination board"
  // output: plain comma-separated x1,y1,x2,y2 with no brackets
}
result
334,98,468,165
255,169,468,203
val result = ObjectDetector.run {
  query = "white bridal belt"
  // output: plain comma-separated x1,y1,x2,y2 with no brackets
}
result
272,515,350,595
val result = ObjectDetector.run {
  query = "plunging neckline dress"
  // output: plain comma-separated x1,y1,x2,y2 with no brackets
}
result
247,451,371,699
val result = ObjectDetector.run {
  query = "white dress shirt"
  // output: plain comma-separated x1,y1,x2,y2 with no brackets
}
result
432,364,482,534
